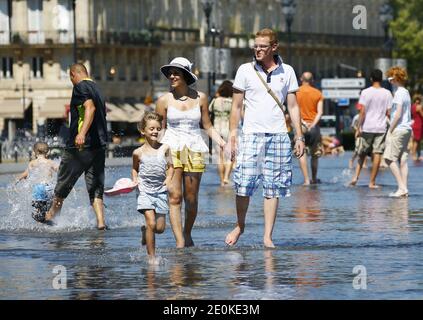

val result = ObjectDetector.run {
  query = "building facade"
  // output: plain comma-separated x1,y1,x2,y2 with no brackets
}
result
0,0,388,141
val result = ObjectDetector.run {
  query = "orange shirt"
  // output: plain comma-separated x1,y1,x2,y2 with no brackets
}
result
297,84,324,123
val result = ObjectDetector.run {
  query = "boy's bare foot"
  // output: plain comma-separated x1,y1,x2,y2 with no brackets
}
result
349,179,358,186
225,226,243,246
141,225,146,245
97,225,109,231
368,184,380,189
303,180,310,186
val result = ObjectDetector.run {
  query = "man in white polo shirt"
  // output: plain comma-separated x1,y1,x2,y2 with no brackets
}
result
225,28,305,248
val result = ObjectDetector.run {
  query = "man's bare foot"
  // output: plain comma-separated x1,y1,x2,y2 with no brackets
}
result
368,184,381,189
263,238,275,249
389,189,408,198
141,225,146,245
303,181,310,186
225,226,243,246
349,179,358,186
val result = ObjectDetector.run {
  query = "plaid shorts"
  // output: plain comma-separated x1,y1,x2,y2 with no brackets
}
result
233,133,292,198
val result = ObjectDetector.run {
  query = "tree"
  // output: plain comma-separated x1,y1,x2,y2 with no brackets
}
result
391,0,423,92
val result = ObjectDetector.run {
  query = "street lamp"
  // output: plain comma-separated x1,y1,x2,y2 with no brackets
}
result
200,0,216,101
72,0,77,62
379,1,394,58
281,0,296,63
201,0,215,46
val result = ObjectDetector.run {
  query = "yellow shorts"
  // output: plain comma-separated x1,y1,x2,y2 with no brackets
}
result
172,147,206,173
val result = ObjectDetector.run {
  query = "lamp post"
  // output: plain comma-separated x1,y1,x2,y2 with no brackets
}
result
379,1,394,59
201,0,214,46
72,0,77,62
281,0,296,63
200,0,216,101
210,24,220,86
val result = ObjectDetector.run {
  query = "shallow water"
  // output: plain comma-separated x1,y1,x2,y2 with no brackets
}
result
1,152,423,300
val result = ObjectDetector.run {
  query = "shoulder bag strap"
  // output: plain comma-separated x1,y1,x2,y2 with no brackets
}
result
251,62,287,114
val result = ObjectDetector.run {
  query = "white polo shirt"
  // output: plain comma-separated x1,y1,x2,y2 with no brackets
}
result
233,55,299,134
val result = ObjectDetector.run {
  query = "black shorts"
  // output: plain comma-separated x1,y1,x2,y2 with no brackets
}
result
54,147,106,204
304,125,322,157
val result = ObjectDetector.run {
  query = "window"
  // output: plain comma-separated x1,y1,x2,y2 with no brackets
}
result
59,55,72,79
56,0,73,43
1,57,13,78
27,0,44,44
118,66,126,81
0,0,10,44
32,56,43,78
92,62,102,81
130,65,138,82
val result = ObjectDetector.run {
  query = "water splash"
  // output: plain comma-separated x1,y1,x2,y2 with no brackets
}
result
0,177,142,232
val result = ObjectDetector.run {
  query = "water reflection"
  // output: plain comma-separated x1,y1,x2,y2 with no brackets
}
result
1,154,423,299
294,252,324,290
292,187,322,223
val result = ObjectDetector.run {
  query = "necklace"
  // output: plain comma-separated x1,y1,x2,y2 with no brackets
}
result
177,96,188,101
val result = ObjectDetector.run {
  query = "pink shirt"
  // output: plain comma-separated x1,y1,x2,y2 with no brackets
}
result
358,86,393,133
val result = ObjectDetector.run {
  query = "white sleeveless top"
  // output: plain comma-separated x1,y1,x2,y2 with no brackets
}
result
160,97,209,153
138,145,167,194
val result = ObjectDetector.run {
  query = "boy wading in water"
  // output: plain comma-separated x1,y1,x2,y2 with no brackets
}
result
16,142,58,223
132,112,174,264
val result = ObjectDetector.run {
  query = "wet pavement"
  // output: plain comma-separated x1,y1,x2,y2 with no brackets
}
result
1,153,423,299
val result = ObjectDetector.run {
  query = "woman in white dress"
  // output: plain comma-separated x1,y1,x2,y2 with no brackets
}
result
156,57,226,247
209,80,234,186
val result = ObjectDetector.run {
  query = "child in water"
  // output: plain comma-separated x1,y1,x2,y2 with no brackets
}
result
16,142,58,223
132,112,174,264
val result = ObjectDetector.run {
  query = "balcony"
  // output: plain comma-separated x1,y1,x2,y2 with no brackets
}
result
1,28,202,47
222,32,385,50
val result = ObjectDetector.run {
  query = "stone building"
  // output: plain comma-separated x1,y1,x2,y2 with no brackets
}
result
0,0,388,140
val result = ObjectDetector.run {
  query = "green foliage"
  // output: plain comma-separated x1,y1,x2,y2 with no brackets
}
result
391,0,423,91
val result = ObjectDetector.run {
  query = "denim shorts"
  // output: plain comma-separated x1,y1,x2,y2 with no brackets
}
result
137,191,169,214
233,133,292,198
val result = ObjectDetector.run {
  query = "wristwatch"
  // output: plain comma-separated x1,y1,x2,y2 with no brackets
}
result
295,136,305,142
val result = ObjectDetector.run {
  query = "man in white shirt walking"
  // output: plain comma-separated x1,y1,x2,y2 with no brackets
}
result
225,28,305,248
350,69,393,188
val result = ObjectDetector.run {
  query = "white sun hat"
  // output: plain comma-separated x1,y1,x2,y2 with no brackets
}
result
104,178,137,196
160,57,198,85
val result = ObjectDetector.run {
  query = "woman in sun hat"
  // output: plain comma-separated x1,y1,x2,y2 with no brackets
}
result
156,57,226,248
